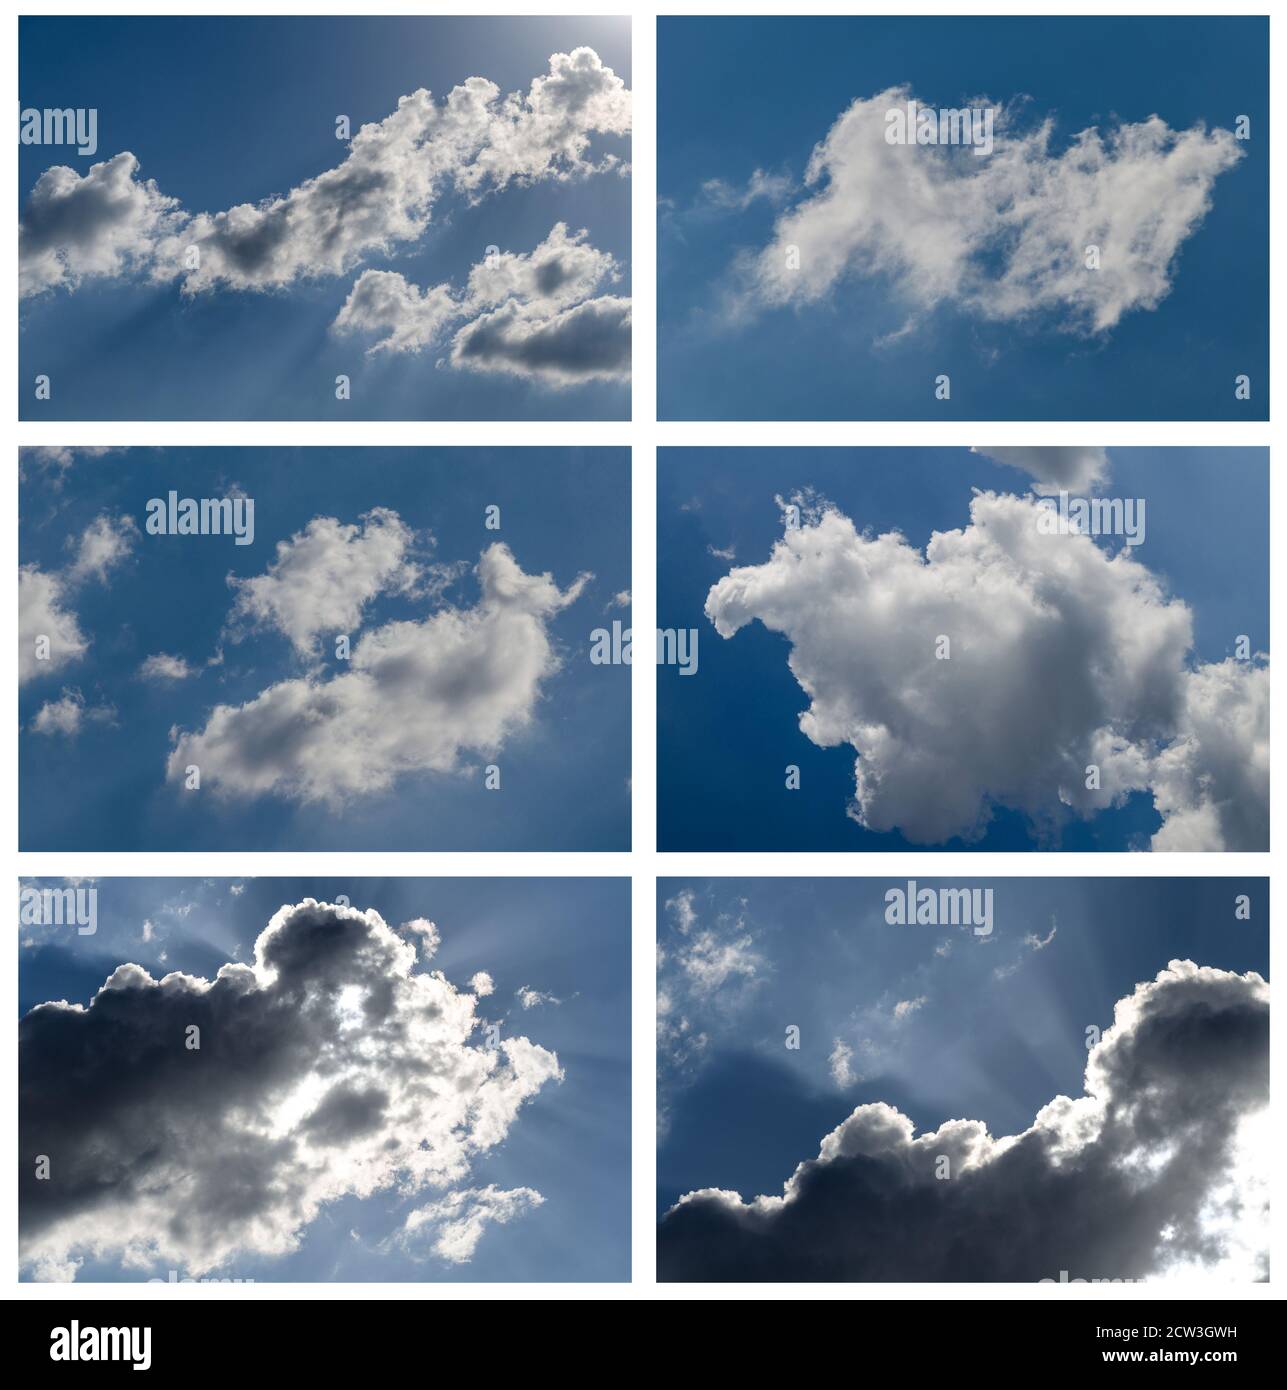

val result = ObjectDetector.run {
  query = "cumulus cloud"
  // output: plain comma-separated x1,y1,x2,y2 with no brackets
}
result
20,49,630,300
20,511,137,688
972,446,1110,495
334,222,631,385
401,918,441,958
138,653,197,682
892,995,927,1021
167,542,589,802
65,512,137,584
450,292,632,386
746,86,1240,336
20,898,562,1280
393,1185,544,1264
19,566,88,684
228,507,421,655
470,971,494,997
705,492,1268,850
30,689,115,738
659,960,1269,1282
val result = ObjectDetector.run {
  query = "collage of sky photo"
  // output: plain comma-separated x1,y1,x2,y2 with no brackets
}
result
20,876,630,1282
659,16,1268,420
657,877,1269,1282
658,446,1268,853
20,445,631,850
20,15,631,419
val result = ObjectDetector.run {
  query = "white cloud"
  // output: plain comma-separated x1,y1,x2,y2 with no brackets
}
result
394,1185,543,1264
659,961,1269,1281
167,543,589,802
333,222,631,385
30,689,114,738
66,512,137,584
21,49,630,300
657,891,765,1139
402,919,441,958
828,1038,858,1088
972,446,1110,495
19,445,122,484
20,512,137,690
138,653,197,682
20,899,562,1279
705,491,1267,850
893,995,927,1021
516,986,560,1009
469,971,494,997
747,86,1240,336
19,566,87,684
228,507,421,656
701,168,794,212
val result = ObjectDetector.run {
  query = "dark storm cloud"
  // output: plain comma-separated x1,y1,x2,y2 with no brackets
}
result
658,961,1268,1282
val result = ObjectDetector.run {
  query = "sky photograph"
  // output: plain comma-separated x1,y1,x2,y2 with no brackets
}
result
20,876,630,1282
20,445,630,851
658,15,1267,421
658,446,1268,853
657,877,1269,1283
19,15,631,420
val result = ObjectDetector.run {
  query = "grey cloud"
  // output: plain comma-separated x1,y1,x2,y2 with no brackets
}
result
20,898,562,1280
659,961,1269,1282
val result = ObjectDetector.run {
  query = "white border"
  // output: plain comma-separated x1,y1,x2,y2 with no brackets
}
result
7,0,1280,1302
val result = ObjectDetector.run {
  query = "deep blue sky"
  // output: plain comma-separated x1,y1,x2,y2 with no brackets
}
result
19,15,630,420
658,16,1268,421
21,876,631,1282
657,447,1268,851
657,877,1268,1215
21,446,630,851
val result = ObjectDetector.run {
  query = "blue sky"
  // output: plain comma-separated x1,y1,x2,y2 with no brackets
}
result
21,446,630,851
658,447,1268,852
658,16,1267,421
19,15,631,420
20,876,630,1282
657,875,1268,1217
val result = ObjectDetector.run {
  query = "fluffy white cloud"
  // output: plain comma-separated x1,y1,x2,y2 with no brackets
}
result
30,689,114,737
20,50,630,300
228,507,421,655
334,222,631,385
972,445,1110,494
138,653,197,682
450,292,632,386
19,566,87,684
401,918,441,957
19,152,183,297
470,971,495,997
20,512,136,688
748,86,1240,335
394,1185,544,1264
168,542,589,802
705,492,1267,850
20,898,562,1280
65,512,137,583
659,960,1269,1281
